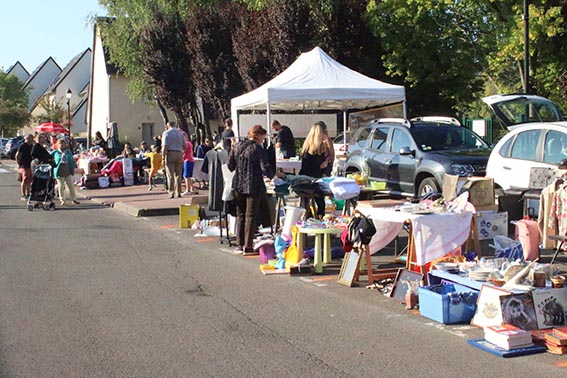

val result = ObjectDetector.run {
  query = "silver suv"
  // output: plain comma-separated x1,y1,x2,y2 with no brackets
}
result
345,117,491,197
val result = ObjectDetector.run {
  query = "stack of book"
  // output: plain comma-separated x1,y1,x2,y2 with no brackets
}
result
484,324,533,350
543,327,567,355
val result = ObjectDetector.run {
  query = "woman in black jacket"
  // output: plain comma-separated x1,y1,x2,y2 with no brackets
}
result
227,125,275,254
299,122,330,219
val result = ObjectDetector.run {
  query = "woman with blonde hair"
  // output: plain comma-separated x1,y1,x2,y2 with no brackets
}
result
227,125,275,254
299,122,329,218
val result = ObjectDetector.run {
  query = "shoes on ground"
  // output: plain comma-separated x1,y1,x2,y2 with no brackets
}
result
148,187,153,191
60,200,65,206
72,200,80,205
234,246,244,254
242,248,258,256
169,193,174,199
20,196,27,201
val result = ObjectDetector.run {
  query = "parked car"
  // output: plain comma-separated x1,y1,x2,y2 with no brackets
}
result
333,132,349,157
4,136,24,160
484,94,567,193
345,117,491,197
0,138,8,156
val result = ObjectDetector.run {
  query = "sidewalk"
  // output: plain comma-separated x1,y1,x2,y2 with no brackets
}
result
77,183,208,217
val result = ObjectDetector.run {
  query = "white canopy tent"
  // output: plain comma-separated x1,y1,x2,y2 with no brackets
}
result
230,46,406,140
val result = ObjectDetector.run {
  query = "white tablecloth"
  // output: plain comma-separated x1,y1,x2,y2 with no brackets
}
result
276,159,302,173
78,158,109,174
356,207,473,266
193,158,208,182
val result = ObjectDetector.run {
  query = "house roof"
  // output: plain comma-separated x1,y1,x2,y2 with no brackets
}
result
6,61,30,81
45,48,92,95
22,57,62,90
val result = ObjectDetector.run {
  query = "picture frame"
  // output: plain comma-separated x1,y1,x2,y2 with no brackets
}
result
501,292,539,330
471,284,511,328
338,248,362,287
390,269,423,303
532,289,567,329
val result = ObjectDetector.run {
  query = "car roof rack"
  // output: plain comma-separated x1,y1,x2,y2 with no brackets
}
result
410,116,461,126
370,118,411,128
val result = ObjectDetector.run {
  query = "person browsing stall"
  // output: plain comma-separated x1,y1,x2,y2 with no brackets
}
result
182,132,197,195
196,137,213,158
161,121,185,198
221,118,235,153
227,125,275,254
144,145,163,191
271,120,296,158
299,122,329,219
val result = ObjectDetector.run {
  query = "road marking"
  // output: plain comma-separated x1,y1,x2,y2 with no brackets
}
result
0,168,10,173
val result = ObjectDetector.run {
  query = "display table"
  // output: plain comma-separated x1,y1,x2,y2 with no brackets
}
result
357,207,474,268
296,226,344,273
78,157,109,174
276,159,302,173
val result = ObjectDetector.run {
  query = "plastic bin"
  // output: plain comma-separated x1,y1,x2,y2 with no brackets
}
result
418,284,478,324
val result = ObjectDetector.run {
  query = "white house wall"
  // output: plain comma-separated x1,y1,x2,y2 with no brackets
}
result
90,29,111,140
109,75,163,145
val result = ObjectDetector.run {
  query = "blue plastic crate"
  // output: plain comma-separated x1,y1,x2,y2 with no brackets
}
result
418,284,478,324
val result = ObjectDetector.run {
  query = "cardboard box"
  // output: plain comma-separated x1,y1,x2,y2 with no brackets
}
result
418,284,478,324
463,177,495,206
442,175,494,206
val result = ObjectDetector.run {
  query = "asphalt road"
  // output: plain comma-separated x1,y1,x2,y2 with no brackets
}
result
0,160,566,377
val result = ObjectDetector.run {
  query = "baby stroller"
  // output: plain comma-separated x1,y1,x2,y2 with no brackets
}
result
27,163,56,211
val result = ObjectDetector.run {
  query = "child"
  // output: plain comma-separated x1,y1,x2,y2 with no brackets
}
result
144,145,163,191
182,133,198,195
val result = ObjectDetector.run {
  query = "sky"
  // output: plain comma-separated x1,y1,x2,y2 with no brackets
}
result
0,0,106,73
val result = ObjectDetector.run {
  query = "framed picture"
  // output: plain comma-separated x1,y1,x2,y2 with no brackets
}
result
532,289,567,329
390,269,423,303
501,292,539,330
471,284,511,328
338,249,362,287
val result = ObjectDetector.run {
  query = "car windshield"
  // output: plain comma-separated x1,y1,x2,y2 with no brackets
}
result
410,126,489,152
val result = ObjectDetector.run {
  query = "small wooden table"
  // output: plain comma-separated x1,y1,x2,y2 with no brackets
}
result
296,226,344,273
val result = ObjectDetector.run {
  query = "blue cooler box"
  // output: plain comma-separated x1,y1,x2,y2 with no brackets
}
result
418,284,478,324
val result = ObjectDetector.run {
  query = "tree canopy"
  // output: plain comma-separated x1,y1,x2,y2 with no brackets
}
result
96,0,567,129
0,71,30,136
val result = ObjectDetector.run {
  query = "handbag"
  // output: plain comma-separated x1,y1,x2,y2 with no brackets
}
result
16,172,22,182
347,212,377,245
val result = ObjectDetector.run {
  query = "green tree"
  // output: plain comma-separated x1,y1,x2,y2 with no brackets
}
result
0,71,30,136
366,0,498,117
33,97,65,125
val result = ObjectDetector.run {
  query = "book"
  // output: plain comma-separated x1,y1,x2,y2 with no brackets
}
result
484,324,533,350
468,339,546,358
531,329,553,346
546,343,567,355
551,326,567,339
544,332,567,346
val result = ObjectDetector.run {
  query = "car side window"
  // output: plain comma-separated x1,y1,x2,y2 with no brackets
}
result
391,128,412,153
369,127,388,151
510,130,541,161
355,127,372,148
543,130,567,164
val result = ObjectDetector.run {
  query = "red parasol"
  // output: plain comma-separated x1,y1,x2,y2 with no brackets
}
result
35,122,70,134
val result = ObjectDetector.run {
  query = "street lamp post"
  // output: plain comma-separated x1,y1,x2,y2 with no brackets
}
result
66,89,72,134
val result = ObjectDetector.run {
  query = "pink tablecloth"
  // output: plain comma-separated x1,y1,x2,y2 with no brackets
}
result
356,207,473,266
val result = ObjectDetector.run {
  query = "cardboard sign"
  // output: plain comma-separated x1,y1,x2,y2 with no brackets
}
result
476,211,508,240
123,157,134,186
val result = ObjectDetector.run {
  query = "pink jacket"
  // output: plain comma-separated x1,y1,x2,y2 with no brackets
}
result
183,140,194,162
